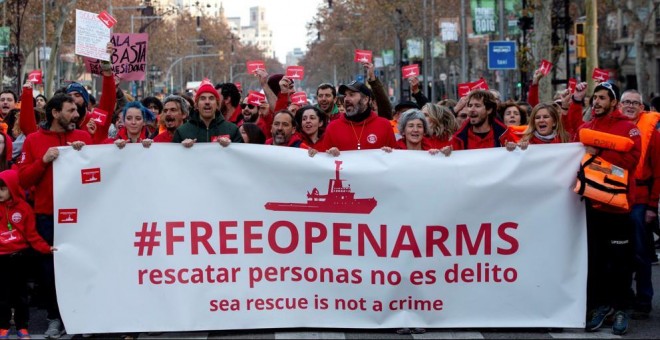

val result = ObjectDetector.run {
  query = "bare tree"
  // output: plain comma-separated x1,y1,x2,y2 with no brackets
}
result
617,0,660,97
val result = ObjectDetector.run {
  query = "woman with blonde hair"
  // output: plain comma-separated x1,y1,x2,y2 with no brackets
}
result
506,102,570,150
421,103,458,148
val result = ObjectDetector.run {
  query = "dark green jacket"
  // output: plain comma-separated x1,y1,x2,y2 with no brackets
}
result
172,110,243,143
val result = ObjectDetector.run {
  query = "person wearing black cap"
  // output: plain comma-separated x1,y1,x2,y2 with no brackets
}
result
310,80,396,155
572,81,641,335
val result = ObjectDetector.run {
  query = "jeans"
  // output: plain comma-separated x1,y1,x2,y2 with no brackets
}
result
35,214,61,320
628,204,655,311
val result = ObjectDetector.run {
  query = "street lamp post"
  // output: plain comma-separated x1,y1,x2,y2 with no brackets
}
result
165,54,222,93
131,15,162,33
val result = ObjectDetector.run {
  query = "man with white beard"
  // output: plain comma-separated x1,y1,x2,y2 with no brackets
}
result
309,81,396,156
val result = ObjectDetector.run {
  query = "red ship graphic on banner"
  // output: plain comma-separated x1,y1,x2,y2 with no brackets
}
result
265,160,377,214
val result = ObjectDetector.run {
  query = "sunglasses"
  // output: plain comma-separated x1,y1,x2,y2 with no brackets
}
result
317,82,334,89
240,103,256,109
597,82,617,100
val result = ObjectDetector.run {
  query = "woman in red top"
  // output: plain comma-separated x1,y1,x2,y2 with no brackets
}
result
103,102,153,148
421,103,458,149
506,102,570,150
294,106,328,149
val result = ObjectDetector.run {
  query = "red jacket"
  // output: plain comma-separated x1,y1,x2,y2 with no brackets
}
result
632,113,660,207
316,111,397,151
265,133,308,149
102,127,149,144
0,130,12,163
153,130,175,143
527,84,539,108
528,134,563,144
633,129,660,207
20,74,116,144
295,131,324,150
452,118,511,150
577,108,642,211
427,136,452,149
395,136,438,150
17,128,93,215
0,170,50,255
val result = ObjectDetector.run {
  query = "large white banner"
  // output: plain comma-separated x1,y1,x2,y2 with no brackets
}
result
53,143,587,334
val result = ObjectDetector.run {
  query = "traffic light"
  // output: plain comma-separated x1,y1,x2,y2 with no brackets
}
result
575,22,586,59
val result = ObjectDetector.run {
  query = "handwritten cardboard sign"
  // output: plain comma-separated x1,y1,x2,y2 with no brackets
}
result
75,9,111,61
83,33,148,81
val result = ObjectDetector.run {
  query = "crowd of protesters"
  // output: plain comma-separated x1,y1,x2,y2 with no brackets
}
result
0,52,659,339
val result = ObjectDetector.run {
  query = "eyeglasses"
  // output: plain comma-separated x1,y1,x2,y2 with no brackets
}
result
240,103,255,109
621,100,642,106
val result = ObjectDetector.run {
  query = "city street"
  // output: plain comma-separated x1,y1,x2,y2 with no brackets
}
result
24,256,660,339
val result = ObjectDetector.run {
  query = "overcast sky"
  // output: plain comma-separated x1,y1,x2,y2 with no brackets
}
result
221,0,324,64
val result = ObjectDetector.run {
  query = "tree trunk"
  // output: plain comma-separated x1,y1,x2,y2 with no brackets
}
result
586,0,598,94
533,0,553,102
45,0,76,97
634,28,647,96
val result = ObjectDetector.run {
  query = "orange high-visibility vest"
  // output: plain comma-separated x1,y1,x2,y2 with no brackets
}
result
634,112,660,179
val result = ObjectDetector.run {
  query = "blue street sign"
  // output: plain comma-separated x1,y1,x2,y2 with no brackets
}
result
487,41,517,70
356,74,365,83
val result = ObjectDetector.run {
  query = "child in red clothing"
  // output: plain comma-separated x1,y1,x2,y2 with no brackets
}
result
0,170,54,339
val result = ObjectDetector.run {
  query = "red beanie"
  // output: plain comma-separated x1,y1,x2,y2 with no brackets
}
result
194,81,220,104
